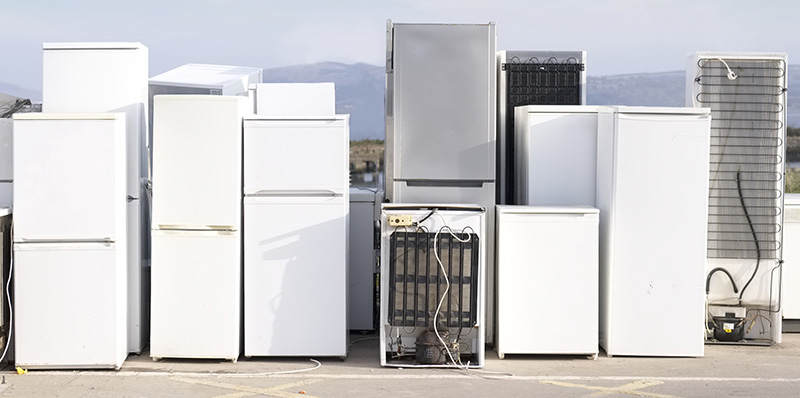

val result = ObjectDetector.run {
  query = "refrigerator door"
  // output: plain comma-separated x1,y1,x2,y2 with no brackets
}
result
12,114,127,242
150,229,241,360
783,195,800,319
0,119,10,207
152,96,246,229
495,206,599,357
42,42,148,195
243,117,349,195
244,195,347,356
389,23,496,181
14,242,126,369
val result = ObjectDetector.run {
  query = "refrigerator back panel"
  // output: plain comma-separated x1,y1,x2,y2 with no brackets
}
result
689,54,787,260
243,117,349,194
389,23,496,181
12,114,126,241
152,96,246,229
42,43,148,194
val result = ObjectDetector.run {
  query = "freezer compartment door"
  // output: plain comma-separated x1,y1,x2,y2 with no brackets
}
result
150,230,241,360
14,242,126,368
244,195,347,356
243,118,348,194
13,116,127,241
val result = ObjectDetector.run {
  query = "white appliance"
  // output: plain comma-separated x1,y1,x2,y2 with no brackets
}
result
379,204,486,368
0,119,11,206
783,194,800,328
12,113,128,369
42,42,150,354
150,96,248,361
687,52,788,344
254,83,335,117
385,21,498,344
514,105,599,206
243,114,349,357
149,63,262,154
0,206,10,363
496,50,587,205
495,205,598,359
596,106,710,357
349,188,383,330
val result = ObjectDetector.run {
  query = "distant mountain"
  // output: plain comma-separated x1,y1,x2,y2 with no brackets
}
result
0,82,41,102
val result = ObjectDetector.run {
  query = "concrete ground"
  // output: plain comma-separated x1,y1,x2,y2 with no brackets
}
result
1,333,799,397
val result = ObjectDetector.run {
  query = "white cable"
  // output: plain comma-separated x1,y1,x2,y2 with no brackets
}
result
716,58,738,80
0,221,12,364
225,359,321,377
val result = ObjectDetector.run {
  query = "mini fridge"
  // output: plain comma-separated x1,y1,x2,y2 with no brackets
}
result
495,205,599,359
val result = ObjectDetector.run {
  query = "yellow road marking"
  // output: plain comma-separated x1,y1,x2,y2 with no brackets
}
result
170,376,321,398
540,379,679,398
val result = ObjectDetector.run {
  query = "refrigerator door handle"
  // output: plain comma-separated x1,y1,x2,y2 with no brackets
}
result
17,237,114,243
127,195,139,202
154,224,238,232
249,190,341,197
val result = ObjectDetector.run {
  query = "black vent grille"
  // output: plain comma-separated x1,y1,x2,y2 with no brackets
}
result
388,230,479,328
695,58,786,259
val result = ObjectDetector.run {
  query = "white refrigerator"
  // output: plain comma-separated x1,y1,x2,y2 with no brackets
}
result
596,106,710,357
42,42,150,354
12,113,128,369
783,194,800,324
150,95,248,361
243,115,349,357
0,119,11,206
495,205,599,359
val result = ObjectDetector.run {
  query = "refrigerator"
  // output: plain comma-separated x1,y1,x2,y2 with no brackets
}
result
12,113,128,369
496,50,587,205
596,106,710,357
783,194,800,329
385,20,498,344
495,205,599,359
150,95,249,361
42,42,150,354
348,188,383,331
514,105,599,206
254,83,335,117
243,115,349,357
0,119,11,206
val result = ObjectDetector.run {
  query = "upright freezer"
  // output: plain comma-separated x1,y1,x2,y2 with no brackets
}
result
42,42,150,354
596,106,710,357
150,96,249,361
495,205,599,359
12,113,128,369
514,105,598,206
243,114,349,357
496,50,586,205
385,20,498,344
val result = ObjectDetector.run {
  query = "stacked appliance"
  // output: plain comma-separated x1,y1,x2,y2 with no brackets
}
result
513,105,599,206
41,42,150,354
497,51,587,205
0,118,11,206
385,21,498,343
596,106,711,357
349,188,383,331
783,194,800,332
150,95,249,361
495,206,598,359
379,204,486,367
687,52,788,345
242,84,349,357
13,113,128,369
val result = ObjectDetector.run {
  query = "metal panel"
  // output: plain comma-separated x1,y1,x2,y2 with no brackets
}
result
387,22,496,182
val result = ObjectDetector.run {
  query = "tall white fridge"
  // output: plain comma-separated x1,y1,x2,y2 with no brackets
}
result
243,115,349,357
596,106,710,357
42,42,150,354
12,113,128,369
150,96,249,361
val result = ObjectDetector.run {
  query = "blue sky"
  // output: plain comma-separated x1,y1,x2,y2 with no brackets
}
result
0,0,796,91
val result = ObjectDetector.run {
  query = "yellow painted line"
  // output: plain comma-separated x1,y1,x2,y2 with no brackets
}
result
170,376,321,398
540,379,679,398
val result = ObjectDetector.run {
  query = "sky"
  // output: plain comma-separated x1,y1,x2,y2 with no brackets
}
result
0,0,797,92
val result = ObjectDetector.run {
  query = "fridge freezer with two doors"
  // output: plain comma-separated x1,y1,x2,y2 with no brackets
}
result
150,96,249,361
12,113,128,369
596,106,710,357
243,116,349,357
42,42,150,354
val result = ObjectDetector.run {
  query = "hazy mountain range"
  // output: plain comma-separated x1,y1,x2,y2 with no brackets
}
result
3,63,798,139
